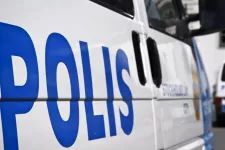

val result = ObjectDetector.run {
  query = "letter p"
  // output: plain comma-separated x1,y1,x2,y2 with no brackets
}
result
0,23,39,150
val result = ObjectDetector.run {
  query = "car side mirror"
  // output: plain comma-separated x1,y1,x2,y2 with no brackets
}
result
191,0,225,36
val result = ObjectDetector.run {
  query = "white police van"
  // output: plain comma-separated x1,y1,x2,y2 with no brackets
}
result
0,0,224,150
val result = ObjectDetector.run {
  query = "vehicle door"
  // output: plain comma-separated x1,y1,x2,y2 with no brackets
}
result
137,0,204,149
192,38,213,149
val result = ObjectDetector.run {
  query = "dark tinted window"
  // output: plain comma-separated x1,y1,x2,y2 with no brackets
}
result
91,0,134,18
220,30,225,47
222,65,225,81
144,0,180,36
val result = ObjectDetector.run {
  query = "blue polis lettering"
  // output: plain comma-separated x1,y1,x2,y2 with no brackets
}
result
80,41,106,140
0,23,39,150
0,24,134,149
45,33,80,147
102,46,116,137
116,49,134,135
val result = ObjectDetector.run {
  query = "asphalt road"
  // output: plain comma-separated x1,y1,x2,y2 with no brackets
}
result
213,127,225,150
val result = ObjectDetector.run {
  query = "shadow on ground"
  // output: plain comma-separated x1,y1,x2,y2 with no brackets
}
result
213,115,225,150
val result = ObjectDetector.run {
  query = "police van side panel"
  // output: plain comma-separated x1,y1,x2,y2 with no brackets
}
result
0,1,157,150
138,0,204,149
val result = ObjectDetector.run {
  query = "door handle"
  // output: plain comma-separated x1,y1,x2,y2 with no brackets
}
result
146,37,162,88
132,31,146,85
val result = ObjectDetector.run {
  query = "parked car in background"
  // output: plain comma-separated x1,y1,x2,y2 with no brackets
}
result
215,61,225,125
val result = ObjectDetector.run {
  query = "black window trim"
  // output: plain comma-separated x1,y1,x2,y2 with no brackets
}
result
219,30,225,48
90,0,134,19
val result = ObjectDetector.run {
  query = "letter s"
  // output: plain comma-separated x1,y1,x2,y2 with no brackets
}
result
116,49,134,135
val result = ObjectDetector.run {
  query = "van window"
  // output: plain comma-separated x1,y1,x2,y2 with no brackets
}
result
222,65,225,81
90,0,134,18
144,0,180,37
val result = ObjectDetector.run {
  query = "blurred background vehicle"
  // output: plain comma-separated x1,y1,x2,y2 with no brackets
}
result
214,61,225,125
